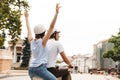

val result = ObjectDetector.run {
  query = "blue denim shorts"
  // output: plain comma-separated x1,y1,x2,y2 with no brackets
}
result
28,64,56,80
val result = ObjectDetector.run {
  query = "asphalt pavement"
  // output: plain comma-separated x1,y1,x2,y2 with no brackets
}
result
0,70,120,80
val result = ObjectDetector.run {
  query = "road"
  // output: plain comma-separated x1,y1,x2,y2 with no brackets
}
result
0,70,120,80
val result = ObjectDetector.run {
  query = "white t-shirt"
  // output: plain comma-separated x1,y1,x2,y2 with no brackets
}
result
47,39,64,68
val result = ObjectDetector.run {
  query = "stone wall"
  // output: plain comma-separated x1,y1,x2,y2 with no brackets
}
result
0,49,12,73
0,59,12,73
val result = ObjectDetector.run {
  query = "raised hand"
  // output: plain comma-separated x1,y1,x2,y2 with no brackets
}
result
24,10,29,18
56,3,61,14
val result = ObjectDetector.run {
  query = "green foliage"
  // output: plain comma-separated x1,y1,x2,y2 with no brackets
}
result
56,60,62,63
20,38,31,67
0,0,29,47
103,29,120,62
0,30,6,48
103,50,114,58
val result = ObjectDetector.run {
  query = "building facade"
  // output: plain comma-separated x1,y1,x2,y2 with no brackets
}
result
8,39,24,64
92,39,116,70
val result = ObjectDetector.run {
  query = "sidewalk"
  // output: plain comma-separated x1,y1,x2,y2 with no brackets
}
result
0,70,120,80
0,70,28,79
71,73,120,80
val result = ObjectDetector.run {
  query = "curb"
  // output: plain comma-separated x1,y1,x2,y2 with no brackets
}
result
0,70,28,79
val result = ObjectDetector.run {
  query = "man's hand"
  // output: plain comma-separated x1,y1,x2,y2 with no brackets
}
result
68,65,73,68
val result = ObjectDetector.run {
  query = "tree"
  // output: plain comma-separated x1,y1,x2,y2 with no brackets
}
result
103,30,120,62
20,37,31,67
0,30,6,49
0,0,29,48
103,50,114,58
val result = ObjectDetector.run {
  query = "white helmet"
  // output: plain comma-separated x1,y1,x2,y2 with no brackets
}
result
34,24,46,34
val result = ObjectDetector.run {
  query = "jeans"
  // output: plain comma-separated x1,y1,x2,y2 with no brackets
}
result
29,64,57,80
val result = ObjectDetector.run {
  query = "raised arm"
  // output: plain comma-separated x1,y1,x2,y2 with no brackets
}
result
24,10,33,43
42,3,61,47
60,52,73,68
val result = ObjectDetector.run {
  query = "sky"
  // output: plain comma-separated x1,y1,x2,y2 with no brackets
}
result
21,0,120,56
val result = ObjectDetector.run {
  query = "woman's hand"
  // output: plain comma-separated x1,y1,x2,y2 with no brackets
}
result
56,3,61,14
24,10,29,18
